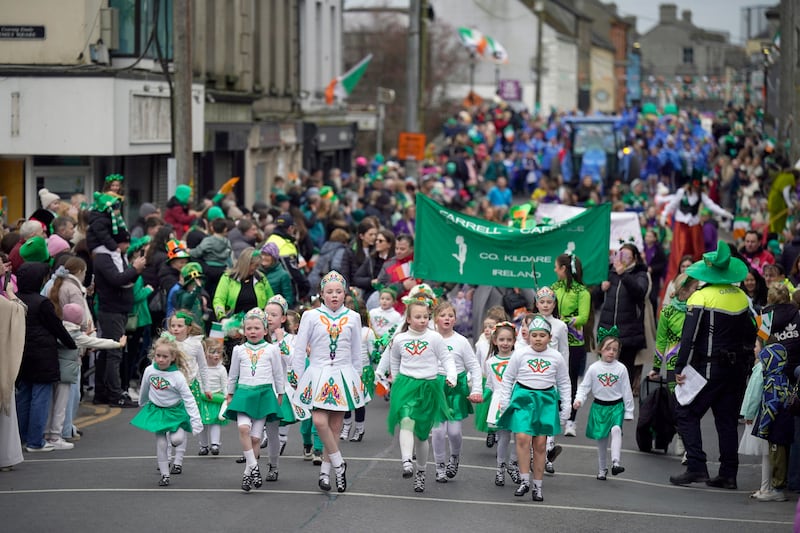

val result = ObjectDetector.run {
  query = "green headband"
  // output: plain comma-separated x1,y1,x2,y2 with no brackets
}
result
597,325,619,344
175,311,193,326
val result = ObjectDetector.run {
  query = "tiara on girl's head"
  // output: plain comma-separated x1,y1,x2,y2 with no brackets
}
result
320,270,347,289
402,294,435,308
244,307,268,327
267,294,289,315
528,315,552,333
404,283,438,307
491,320,516,334
535,286,556,301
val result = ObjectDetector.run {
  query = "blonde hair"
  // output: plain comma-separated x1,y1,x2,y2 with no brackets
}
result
767,282,790,305
149,337,192,382
228,246,261,281
168,310,204,337
433,301,456,319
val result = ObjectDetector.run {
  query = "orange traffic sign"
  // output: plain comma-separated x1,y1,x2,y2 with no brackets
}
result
397,132,426,161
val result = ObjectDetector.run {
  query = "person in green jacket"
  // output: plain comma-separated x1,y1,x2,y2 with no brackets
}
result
213,247,274,320
173,262,207,330
259,242,295,307
649,273,698,392
551,253,591,437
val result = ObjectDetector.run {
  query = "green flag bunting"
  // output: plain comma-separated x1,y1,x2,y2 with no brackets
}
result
414,194,611,288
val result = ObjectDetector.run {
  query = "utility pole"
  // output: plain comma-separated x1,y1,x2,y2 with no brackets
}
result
418,0,428,136
173,0,193,188
534,0,545,115
405,0,421,177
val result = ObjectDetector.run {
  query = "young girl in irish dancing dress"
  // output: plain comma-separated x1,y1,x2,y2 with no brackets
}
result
265,294,305,457
291,271,367,493
431,301,483,483
167,310,211,473
341,297,376,442
496,316,571,502
197,336,227,456
131,334,203,487
482,321,521,487
573,327,634,480
532,287,569,475
387,297,457,493
225,308,284,492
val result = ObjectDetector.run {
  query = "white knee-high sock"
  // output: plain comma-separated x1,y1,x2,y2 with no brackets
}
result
156,434,170,476
265,421,281,465
199,427,209,447
279,424,289,444
610,426,622,464
243,448,257,470
415,436,429,470
431,423,447,464
399,418,415,461
447,420,463,456
209,424,221,446
173,430,187,465
546,435,554,452
509,435,518,462
597,437,608,471
496,430,511,465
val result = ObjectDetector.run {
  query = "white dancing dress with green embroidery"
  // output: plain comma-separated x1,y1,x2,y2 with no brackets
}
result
291,304,369,412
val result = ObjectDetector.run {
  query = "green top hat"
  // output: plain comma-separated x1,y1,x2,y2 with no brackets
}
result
206,206,225,221
19,236,51,264
181,261,204,283
686,240,748,285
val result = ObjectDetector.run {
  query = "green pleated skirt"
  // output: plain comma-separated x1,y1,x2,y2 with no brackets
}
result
198,391,229,426
585,399,625,440
387,374,452,441
440,371,474,421
496,385,560,437
131,401,192,434
473,384,493,433
224,383,282,422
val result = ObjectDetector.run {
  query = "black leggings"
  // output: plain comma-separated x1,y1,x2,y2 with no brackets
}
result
343,406,366,423
568,344,587,421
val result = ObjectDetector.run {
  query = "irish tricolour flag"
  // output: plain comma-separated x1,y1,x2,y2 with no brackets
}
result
325,54,372,105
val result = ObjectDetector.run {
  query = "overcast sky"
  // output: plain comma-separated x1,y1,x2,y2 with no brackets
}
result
611,0,777,44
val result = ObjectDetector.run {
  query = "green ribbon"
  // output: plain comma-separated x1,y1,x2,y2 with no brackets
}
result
596,325,619,344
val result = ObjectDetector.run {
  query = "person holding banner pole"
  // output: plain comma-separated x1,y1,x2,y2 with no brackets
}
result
552,254,591,437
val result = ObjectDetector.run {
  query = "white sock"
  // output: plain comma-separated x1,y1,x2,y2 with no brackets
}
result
156,434,170,476
496,430,511,466
355,421,365,433
265,421,281,465
521,472,530,483
415,437,430,470
610,426,622,464
546,436,554,452
320,461,331,476
243,448,257,468
597,437,608,471
447,420,463,456
209,424,221,446
399,427,415,462
532,479,542,489
431,423,447,464
329,451,344,468
172,431,187,465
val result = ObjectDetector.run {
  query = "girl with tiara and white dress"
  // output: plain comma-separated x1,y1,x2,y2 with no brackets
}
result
225,307,285,492
167,310,210,474
265,294,306,457
495,315,571,502
387,293,457,493
482,321,521,487
131,334,203,487
291,271,367,493
431,300,483,483
572,326,634,481
532,287,569,475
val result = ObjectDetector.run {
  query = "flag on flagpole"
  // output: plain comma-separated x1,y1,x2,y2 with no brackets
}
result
485,35,509,64
325,54,373,105
457,27,487,57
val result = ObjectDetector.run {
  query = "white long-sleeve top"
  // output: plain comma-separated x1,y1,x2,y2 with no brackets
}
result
177,335,209,393
497,345,571,421
292,304,362,379
369,306,403,337
64,322,122,354
661,188,731,226
390,327,456,383
139,363,203,433
574,359,635,420
361,327,376,368
475,335,491,366
483,352,512,393
439,331,482,395
270,330,295,374
228,341,285,395
541,315,569,361
206,363,228,395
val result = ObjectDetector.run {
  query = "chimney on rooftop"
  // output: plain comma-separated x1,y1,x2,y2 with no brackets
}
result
682,10,692,24
659,4,677,24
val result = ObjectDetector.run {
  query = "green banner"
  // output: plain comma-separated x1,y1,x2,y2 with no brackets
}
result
414,194,611,288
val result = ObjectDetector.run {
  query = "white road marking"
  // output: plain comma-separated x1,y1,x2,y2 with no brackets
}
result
0,487,791,526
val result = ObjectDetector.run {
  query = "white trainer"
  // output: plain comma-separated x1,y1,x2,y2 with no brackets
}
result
564,421,577,437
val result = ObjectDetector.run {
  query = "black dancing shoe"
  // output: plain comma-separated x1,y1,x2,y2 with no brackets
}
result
413,470,425,493
445,454,460,479
198,446,209,456
611,464,625,476
514,482,530,497
235,455,246,464
251,464,262,488
266,463,279,482
319,473,331,491
335,462,347,493
495,464,506,486
531,486,543,502
170,464,182,475
241,472,253,492
349,428,365,442
546,444,562,463
485,432,496,448
158,475,170,487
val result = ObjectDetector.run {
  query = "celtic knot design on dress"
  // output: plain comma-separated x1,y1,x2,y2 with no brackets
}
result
526,358,551,373
403,339,429,356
